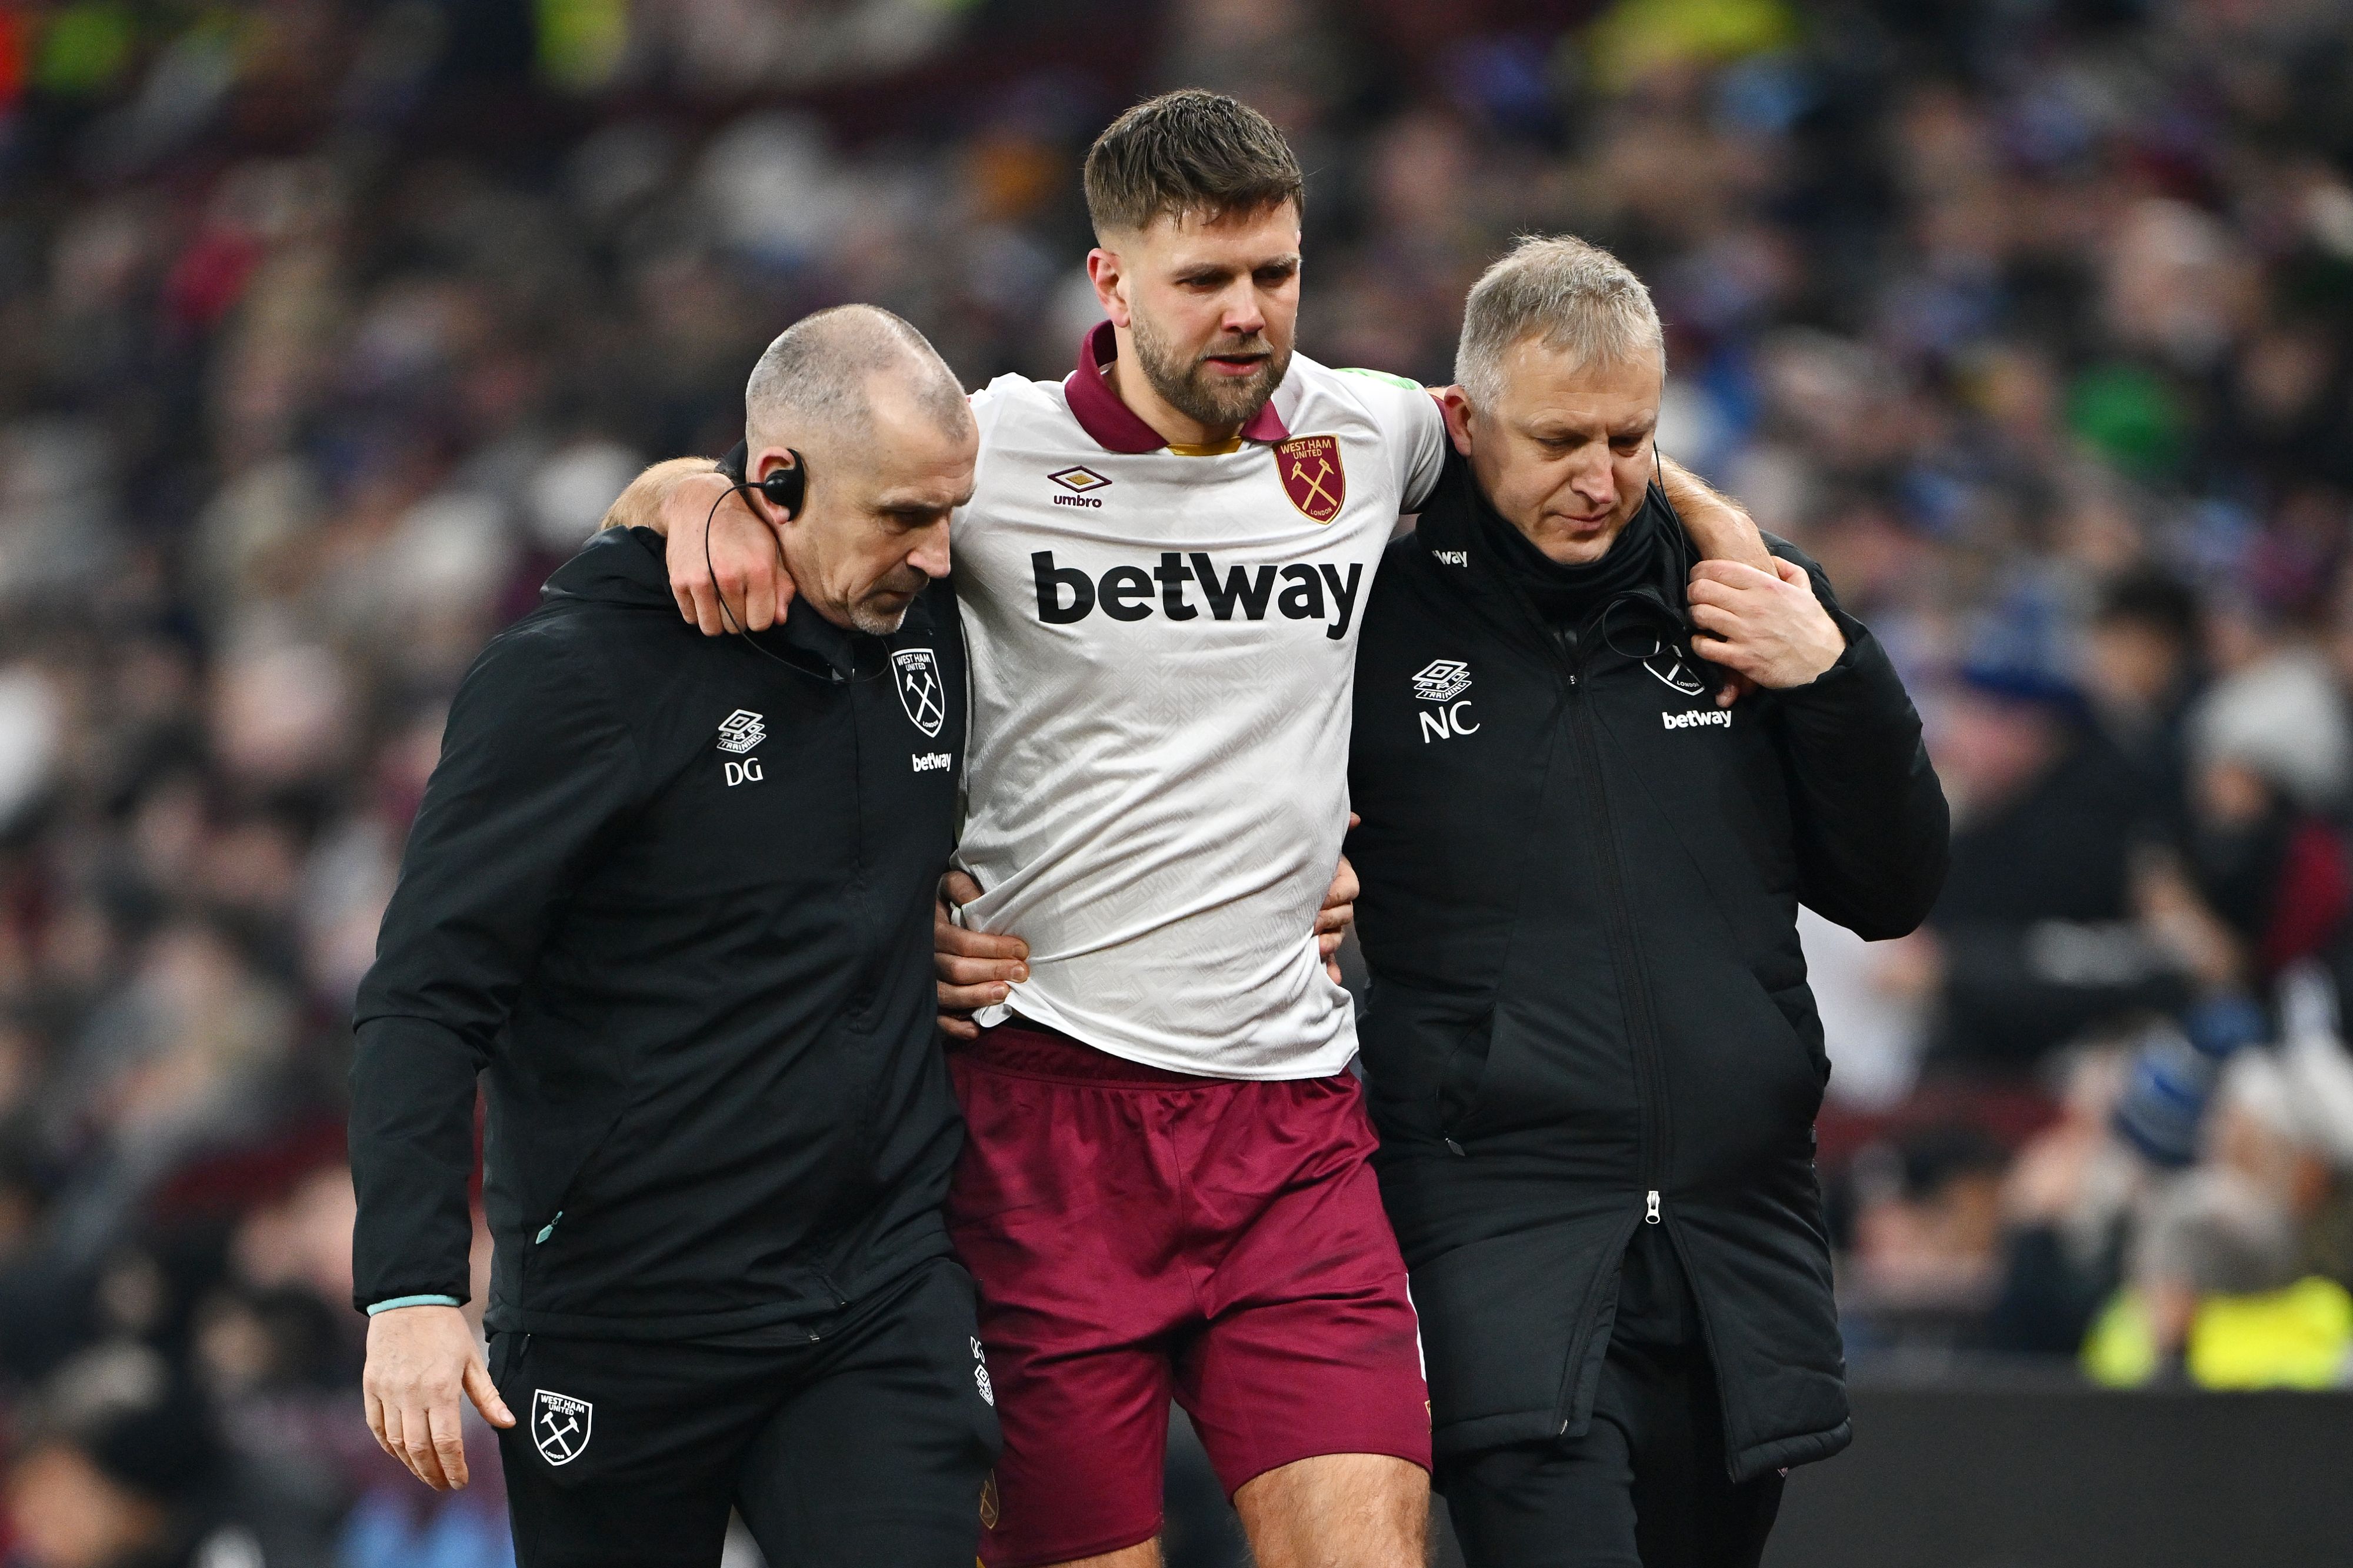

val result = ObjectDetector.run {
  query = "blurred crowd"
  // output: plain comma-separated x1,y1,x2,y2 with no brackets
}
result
1,0,2352,1562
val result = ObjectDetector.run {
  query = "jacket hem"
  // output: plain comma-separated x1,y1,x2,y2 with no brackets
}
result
1728,1417,1851,1484
484,1233,952,1341
1430,1410,1571,1461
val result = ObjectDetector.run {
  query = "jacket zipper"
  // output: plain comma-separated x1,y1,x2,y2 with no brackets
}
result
1550,622,1676,1220
1534,615,1679,1436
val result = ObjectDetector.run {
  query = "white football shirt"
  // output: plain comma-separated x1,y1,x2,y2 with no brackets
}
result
952,322,1445,1078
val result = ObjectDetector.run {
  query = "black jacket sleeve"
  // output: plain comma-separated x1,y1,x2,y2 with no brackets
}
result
1768,553,1951,940
348,625,641,1312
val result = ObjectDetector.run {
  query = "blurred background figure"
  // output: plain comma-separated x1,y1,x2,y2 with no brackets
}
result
0,0,2351,1560
5,1343,252,1568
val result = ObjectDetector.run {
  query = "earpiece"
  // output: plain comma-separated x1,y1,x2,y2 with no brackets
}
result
721,439,808,521
1653,372,1665,492
705,440,796,658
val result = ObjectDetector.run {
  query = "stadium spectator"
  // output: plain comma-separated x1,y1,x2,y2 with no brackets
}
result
1,0,2352,1557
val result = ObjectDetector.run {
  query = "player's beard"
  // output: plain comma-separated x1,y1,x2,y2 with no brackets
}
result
1129,311,1291,432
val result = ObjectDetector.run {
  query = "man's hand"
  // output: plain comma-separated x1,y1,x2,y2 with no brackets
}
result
598,458,798,636
1687,558,1846,690
362,1304,514,1492
1656,458,1771,704
667,471,795,636
1318,819,1361,983
936,870,1027,1042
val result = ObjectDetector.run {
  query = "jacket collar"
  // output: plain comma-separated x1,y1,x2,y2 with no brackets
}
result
1062,321,1291,453
770,573,942,680
1414,449,1695,635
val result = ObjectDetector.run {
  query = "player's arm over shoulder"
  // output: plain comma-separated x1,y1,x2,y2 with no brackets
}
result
1329,365,1447,511
1658,459,1771,571
602,381,1006,542
601,456,724,536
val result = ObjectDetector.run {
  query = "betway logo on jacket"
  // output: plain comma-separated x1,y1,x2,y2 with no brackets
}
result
1032,551,1364,641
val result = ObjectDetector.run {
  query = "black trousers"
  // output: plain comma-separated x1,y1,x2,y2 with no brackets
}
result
490,1256,1000,1568
1439,1227,1785,1568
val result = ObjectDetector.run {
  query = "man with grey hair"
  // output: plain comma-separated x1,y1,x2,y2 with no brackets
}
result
1452,233,1666,411
349,303,999,1566
1346,235,1951,1566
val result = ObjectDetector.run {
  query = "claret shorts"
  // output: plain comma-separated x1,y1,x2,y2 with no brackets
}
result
945,1020,1431,1568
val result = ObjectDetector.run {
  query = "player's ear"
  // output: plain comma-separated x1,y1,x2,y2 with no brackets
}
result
1086,247,1131,328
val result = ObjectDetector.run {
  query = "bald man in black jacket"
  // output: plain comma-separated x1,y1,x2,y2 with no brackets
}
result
349,307,998,1568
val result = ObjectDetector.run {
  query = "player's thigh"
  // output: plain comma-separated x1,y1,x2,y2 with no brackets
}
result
1438,1426,1642,1568
492,1333,748,1568
972,1326,1176,1566
734,1259,1001,1568
1176,1142,1430,1496
944,1049,1195,1566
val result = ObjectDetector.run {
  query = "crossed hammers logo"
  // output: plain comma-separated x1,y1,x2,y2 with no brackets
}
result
1290,454,1340,513
532,1390,592,1465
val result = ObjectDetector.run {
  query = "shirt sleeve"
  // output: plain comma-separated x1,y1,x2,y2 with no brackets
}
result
347,623,642,1313
1335,367,1448,513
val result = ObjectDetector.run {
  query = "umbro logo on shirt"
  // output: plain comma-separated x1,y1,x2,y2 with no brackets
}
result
715,710,765,753
1032,551,1364,640
1411,659,1471,702
1048,466,1111,508
1413,659,1479,745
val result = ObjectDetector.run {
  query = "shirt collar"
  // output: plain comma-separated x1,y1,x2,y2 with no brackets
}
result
1062,320,1290,453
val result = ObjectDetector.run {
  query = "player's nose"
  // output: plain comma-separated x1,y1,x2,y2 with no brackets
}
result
1220,285,1266,339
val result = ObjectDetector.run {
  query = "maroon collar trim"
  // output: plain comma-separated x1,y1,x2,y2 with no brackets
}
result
1062,320,1290,453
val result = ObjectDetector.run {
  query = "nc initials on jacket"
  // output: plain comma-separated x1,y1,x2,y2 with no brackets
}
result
1419,702,1479,743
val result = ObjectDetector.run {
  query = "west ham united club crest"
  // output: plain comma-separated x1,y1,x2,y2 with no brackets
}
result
893,648,946,738
1642,642,1709,697
532,1389,592,1466
1276,435,1346,524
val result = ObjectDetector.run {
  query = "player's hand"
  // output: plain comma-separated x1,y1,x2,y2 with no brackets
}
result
1654,456,1768,706
661,469,796,636
362,1303,514,1492
936,870,1028,1041
1687,558,1845,691
1317,820,1361,983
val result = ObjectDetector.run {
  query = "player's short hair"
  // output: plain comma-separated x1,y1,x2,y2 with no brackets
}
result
1455,235,1665,406
1082,89,1305,238
744,304,970,445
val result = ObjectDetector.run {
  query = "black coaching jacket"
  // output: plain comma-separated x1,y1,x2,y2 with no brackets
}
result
349,527,966,1340
1347,456,1949,1479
